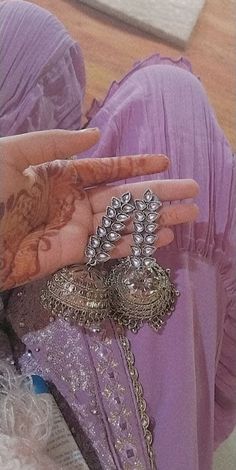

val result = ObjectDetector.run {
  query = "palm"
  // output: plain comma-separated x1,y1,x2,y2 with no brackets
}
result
0,129,199,291
42,173,93,270
1,152,103,288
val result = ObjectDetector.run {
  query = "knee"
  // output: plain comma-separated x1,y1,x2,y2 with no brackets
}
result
129,62,210,124
135,62,204,99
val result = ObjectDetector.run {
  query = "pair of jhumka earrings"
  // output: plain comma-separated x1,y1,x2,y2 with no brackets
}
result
41,190,179,333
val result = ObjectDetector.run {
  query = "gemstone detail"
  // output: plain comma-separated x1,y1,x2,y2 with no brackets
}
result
145,223,157,233
90,236,100,248
133,234,144,244
97,252,110,262
122,203,135,213
130,257,142,268
102,216,112,228
131,246,141,256
146,212,159,222
121,192,131,204
107,206,116,218
142,245,156,256
107,231,121,242
85,247,96,258
111,197,121,208
148,201,162,211
135,200,146,211
144,234,156,244
143,189,153,202
111,222,125,232
97,226,107,237
134,222,145,233
135,211,146,222
116,213,129,222
101,241,114,251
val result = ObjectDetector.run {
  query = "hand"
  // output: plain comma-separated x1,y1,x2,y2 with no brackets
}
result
0,129,199,291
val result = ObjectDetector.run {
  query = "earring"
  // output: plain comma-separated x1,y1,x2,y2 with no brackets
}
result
41,192,135,331
108,189,179,333
41,189,180,333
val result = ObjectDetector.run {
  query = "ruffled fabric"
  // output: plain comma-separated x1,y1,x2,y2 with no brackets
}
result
0,0,85,135
82,53,235,261
79,55,236,456
214,158,236,445
86,53,194,122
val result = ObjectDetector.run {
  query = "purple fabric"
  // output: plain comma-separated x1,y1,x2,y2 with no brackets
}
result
0,0,85,135
1,2,236,469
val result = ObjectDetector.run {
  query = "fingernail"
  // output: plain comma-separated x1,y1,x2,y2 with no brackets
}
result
160,154,170,167
79,127,99,133
158,153,169,160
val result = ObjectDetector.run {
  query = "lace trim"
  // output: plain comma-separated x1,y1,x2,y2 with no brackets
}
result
119,333,156,470
89,326,145,469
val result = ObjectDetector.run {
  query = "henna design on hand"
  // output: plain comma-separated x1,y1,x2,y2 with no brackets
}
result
0,161,84,290
1,130,187,292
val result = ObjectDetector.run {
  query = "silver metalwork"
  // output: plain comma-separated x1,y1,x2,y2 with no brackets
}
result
42,189,179,333
41,192,135,328
119,331,156,468
108,190,179,333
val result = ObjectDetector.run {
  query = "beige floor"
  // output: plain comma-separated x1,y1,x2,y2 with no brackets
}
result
214,427,236,470
77,0,207,47
31,0,236,149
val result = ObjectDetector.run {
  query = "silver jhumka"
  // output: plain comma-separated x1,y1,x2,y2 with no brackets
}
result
41,190,179,332
41,192,135,329
108,189,179,332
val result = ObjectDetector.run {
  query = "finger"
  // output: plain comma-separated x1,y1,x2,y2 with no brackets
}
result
93,203,199,233
39,227,175,274
109,228,174,260
88,179,199,213
72,153,169,187
159,203,199,226
0,128,100,170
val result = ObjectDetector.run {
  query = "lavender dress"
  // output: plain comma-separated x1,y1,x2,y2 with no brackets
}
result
1,2,235,469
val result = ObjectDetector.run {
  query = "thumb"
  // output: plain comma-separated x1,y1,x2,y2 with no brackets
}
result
0,128,100,170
